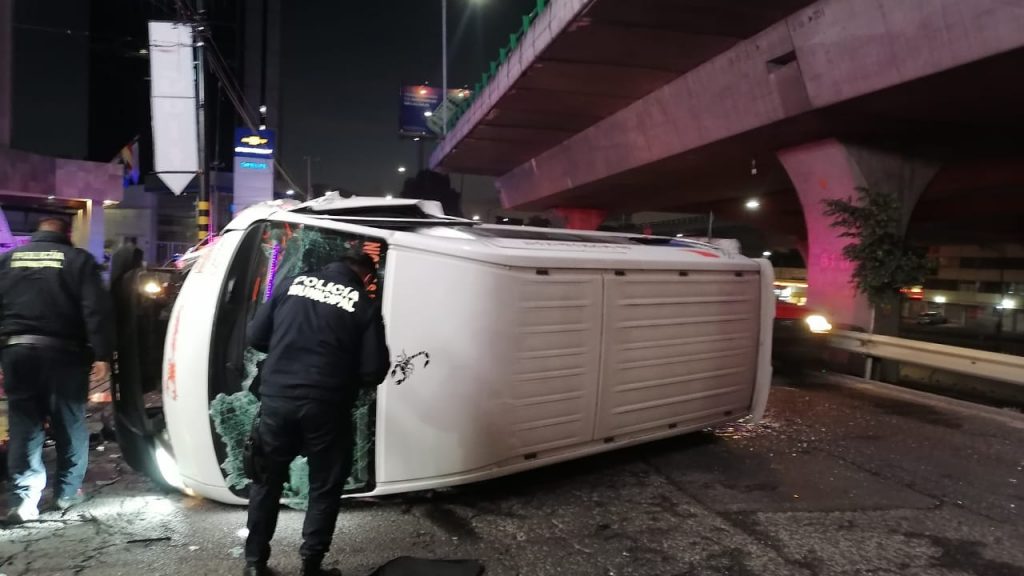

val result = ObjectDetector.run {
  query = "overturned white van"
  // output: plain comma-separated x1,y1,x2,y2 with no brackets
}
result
112,194,774,505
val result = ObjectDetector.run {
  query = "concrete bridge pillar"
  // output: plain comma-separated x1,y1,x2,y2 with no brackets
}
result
554,208,607,231
778,139,939,331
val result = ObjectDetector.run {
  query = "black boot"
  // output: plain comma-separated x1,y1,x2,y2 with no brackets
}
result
243,561,271,576
300,558,341,576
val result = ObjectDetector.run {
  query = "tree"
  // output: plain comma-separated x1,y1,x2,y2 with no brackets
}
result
400,170,463,217
823,186,927,334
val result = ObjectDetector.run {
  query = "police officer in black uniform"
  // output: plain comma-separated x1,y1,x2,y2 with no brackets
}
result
244,252,390,576
0,217,114,523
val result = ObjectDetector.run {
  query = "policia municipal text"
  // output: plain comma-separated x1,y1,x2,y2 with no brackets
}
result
0,218,114,523
243,252,390,576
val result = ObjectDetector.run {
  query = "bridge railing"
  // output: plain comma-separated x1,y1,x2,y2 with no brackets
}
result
828,330,1024,386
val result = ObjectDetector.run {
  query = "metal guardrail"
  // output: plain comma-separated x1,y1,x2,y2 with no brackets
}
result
829,330,1024,386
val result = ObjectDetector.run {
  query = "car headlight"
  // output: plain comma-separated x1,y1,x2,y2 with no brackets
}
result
805,314,833,334
154,442,184,490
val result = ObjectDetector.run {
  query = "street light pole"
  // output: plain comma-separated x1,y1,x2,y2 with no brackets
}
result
195,0,210,241
442,0,448,137
303,155,318,198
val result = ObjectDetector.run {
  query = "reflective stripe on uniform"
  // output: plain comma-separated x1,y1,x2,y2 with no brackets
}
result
11,251,65,261
10,260,63,268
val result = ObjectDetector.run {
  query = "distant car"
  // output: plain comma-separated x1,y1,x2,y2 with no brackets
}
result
916,311,948,325
773,300,832,372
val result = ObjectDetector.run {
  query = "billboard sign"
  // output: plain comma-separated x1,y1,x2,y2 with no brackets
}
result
233,157,275,213
399,85,442,138
233,127,275,213
424,89,473,136
149,21,199,195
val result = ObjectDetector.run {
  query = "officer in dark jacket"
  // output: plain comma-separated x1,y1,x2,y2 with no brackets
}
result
244,252,390,576
0,218,114,523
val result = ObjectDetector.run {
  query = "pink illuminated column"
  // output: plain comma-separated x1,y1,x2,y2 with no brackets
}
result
778,139,938,331
554,208,607,231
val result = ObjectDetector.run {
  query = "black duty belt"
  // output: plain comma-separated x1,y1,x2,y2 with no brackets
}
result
0,335,86,353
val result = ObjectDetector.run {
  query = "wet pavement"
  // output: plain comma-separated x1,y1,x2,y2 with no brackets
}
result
2,374,1022,576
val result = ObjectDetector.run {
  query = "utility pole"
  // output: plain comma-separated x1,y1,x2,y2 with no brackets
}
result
441,0,448,136
304,156,319,198
194,0,210,241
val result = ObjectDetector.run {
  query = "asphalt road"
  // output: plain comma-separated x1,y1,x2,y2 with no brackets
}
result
2,375,1022,576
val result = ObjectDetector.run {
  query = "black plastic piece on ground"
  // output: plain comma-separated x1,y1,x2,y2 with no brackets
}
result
369,557,485,576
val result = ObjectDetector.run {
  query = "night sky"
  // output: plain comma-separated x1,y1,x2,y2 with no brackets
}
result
9,0,537,216
278,0,537,212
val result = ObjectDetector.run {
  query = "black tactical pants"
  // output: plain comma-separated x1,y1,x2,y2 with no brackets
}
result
244,395,354,564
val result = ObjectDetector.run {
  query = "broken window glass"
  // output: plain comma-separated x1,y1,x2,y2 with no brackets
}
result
208,221,387,509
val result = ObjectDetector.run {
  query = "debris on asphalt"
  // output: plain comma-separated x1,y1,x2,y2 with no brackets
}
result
712,417,780,439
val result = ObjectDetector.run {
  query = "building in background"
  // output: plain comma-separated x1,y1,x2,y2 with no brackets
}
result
90,0,282,262
912,245,1023,335
0,0,282,265
0,0,121,261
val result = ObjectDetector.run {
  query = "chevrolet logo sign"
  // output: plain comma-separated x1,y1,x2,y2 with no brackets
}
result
240,135,269,146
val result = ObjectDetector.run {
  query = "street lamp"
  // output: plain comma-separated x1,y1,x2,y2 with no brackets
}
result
745,199,761,210
442,0,448,135
285,189,295,196
762,251,772,257
397,166,407,173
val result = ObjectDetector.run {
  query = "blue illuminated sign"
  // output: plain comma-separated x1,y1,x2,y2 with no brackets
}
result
399,85,441,138
234,128,275,158
239,160,269,170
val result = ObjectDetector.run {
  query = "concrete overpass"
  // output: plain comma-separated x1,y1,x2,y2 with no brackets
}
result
432,0,1024,330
